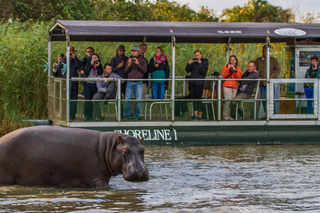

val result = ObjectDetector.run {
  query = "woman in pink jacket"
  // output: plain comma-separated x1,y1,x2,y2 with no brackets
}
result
221,55,242,120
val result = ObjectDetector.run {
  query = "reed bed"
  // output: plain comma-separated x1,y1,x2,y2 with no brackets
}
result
0,21,286,135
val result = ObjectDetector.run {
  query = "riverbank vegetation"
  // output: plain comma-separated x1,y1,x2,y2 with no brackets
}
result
0,0,318,136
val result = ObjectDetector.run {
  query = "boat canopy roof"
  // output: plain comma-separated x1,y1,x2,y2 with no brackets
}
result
49,20,320,43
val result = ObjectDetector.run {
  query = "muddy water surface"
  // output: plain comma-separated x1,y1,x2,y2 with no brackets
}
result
0,145,319,212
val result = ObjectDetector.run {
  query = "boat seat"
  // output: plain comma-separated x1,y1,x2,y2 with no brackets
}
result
235,80,260,120
295,91,305,114
145,81,171,120
100,92,118,119
202,79,216,120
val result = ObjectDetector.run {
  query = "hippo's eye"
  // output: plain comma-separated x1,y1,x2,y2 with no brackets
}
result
123,146,129,153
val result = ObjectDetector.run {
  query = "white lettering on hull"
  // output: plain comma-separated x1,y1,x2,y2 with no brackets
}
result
114,129,178,141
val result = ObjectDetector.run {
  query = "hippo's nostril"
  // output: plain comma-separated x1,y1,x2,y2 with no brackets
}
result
133,170,137,174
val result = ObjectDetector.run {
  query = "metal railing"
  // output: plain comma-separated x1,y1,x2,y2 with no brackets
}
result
47,76,320,125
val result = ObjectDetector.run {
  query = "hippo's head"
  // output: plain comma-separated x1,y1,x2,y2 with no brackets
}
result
112,135,149,182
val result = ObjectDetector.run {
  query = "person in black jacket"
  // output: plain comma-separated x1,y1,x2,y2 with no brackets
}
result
185,50,209,120
110,45,128,95
148,46,170,99
81,53,103,121
58,46,81,120
79,47,95,87
80,47,95,71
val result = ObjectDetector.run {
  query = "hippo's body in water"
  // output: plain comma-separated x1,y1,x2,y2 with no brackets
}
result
0,126,149,187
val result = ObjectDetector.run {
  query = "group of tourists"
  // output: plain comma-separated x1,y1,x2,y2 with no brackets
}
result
53,44,170,121
52,43,320,121
220,45,281,120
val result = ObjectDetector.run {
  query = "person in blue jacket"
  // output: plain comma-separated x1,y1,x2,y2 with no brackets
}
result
304,56,320,114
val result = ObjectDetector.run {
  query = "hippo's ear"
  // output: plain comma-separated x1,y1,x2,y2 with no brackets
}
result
117,135,124,145
140,136,144,144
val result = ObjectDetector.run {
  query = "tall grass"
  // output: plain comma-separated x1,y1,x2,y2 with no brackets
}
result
0,21,286,135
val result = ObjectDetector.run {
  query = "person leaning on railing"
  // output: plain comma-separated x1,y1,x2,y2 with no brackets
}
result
231,61,260,119
81,53,103,121
92,63,123,121
185,50,209,120
304,56,320,114
148,46,170,99
221,55,242,121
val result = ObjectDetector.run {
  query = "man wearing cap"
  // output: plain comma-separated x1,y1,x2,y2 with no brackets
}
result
58,46,81,120
255,45,281,115
110,45,128,95
123,45,148,120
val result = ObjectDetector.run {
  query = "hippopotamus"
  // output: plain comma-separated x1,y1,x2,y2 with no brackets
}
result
0,126,149,187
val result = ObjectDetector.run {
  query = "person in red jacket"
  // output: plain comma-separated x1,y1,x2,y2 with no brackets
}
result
221,55,242,120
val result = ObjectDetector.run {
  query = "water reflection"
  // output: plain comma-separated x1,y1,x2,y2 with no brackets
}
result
0,145,320,212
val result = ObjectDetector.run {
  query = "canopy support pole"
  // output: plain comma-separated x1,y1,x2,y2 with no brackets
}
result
66,35,70,124
117,78,121,122
48,40,51,76
266,37,271,121
143,36,147,43
171,36,176,121
226,37,232,63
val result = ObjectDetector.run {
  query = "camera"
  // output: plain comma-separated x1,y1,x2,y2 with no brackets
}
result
312,64,316,68
211,71,220,78
69,53,73,56
229,64,236,72
192,57,199,61
94,60,99,65
132,58,136,62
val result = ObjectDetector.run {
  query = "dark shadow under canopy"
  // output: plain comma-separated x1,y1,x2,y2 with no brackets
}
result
49,20,320,43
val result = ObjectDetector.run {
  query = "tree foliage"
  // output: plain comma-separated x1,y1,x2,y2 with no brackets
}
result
0,0,218,23
221,0,294,22
0,0,94,22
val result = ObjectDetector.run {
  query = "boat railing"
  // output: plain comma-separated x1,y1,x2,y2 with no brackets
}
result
47,76,320,125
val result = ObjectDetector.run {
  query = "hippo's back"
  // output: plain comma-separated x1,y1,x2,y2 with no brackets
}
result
0,126,106,187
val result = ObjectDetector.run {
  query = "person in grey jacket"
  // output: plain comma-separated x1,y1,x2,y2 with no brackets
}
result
92,63,122,121
231,61,260,119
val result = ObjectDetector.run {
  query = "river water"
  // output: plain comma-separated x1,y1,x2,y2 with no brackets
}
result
0,145,320,212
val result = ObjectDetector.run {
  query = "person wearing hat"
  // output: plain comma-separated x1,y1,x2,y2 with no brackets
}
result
255,45,281,115
123,45,148,120
57,46,81,120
